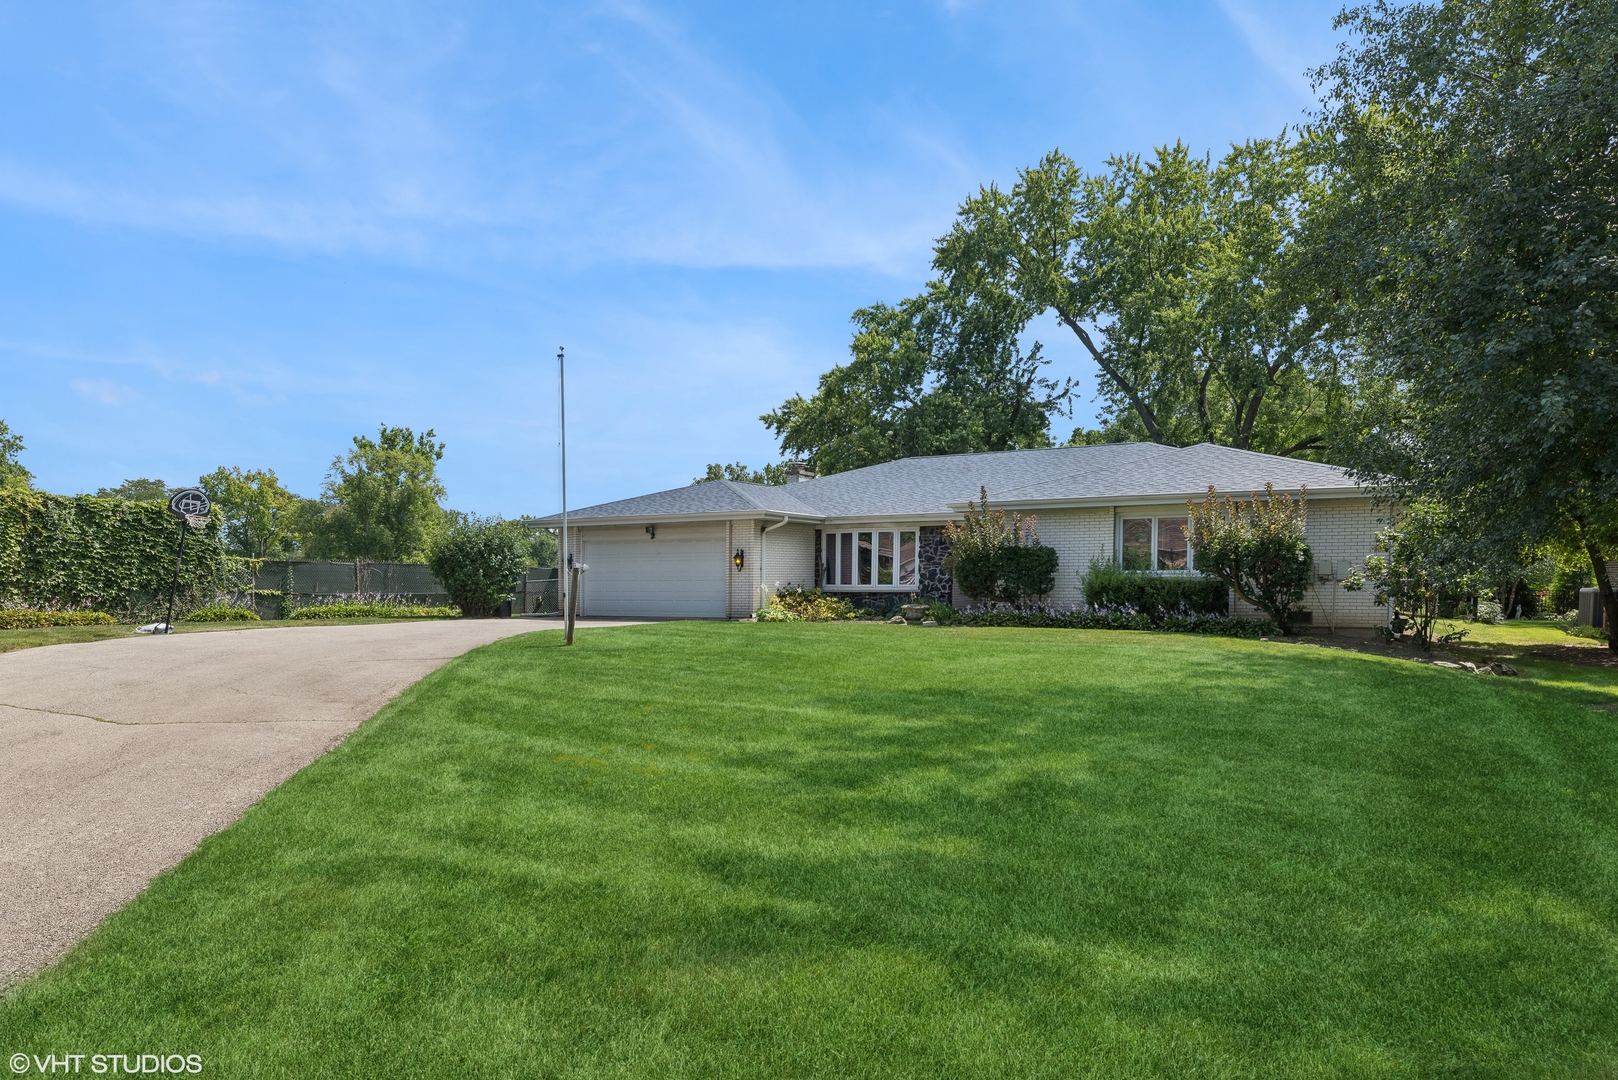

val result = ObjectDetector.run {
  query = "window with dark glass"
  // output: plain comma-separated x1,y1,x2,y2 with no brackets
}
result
840,533,853,586
877,532,894,585
899,531,917,586
858,532,873,585
1121,518,1153,571
1157,517,1189,571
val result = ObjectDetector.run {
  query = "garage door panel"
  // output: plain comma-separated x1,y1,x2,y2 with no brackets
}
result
582,529,726,618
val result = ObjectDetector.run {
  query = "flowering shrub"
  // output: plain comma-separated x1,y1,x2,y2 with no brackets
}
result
1188,484,1313,633
772,585,857,621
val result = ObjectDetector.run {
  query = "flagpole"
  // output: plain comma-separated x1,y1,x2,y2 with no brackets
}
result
558,345,568,620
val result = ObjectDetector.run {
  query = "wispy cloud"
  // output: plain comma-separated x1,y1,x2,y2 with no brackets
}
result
1213,0,1322,101
0,1,969,276
71,379,141,406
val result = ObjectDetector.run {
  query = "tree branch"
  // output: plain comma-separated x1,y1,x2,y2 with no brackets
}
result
1054,308,1165,442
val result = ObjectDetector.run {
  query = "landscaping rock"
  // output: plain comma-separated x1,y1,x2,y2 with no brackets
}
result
1489,661,1521,677
887,615,907,624
1433,661,1464,669
921,619,939,627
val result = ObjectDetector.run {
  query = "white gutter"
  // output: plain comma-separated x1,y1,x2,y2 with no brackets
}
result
760,514,791,609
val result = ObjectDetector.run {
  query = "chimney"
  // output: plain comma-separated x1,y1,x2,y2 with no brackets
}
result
785,460,815,483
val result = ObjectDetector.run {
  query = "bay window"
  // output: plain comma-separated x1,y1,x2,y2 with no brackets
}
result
823,528,917,589
1119,515,1193,572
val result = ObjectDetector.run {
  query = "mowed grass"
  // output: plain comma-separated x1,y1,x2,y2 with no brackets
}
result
4,623,1617,1078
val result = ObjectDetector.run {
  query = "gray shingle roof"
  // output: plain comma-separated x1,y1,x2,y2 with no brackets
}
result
532,443,1361,525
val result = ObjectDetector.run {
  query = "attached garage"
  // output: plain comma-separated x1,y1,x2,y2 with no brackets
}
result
578,523,727,619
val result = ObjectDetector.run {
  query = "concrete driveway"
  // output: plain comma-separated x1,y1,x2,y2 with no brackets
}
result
0,617,645,988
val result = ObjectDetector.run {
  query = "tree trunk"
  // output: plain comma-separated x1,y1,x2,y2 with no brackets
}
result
1583,541,1617,652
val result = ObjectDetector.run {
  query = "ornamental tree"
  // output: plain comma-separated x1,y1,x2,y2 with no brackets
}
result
1342,501,1478,650
943,487,1057,603
1187,483,1314,633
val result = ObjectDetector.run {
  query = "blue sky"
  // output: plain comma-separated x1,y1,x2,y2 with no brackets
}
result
0,0,1347,515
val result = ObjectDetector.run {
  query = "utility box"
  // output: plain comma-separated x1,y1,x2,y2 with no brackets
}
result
1579,587,1605,628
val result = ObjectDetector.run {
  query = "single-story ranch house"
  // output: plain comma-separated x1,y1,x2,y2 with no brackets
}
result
534,442,1388,628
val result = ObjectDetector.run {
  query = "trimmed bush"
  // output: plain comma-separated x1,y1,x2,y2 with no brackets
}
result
995,545,1059,602
0,609,119,630
185,605,261,623
290,603,459,620
427,515,528,616
1081,561,1229,618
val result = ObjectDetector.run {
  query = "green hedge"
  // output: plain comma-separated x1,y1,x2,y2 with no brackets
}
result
186,605,261,623
939,603,1276,638
0,490,233,619
0,609,120,630
289,603,460,620
1080,561,1229,617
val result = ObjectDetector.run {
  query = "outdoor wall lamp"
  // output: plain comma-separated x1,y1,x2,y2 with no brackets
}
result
733,549,745,570
645,525,656,539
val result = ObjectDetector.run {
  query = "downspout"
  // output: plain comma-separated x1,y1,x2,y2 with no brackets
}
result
760,515,790,610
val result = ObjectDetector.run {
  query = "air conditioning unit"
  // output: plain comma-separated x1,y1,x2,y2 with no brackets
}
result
1579,588,1605,629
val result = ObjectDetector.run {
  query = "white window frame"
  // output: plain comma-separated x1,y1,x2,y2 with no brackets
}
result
821,527,921,591
1116,513,1195,573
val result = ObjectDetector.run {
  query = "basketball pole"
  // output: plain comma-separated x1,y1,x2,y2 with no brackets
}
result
163,519,188,634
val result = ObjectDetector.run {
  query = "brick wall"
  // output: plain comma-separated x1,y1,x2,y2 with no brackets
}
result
1027,507,1116,607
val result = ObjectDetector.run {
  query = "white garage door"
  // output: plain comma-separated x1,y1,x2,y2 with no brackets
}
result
581,525,727,618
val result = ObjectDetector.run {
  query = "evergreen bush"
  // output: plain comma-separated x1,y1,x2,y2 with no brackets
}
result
1080,561,1229,618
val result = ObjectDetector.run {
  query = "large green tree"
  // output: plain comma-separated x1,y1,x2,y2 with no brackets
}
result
763,280,1074,475
937,137,1353,457
198,466,300,558
1316,0,1618,645
0,420,32,491
309,426,448,561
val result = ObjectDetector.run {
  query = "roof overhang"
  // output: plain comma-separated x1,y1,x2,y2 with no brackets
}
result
523,510,827,529
945,485,1368,512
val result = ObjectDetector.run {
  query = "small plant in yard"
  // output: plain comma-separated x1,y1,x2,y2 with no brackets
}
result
771,585,857,621
427,515,528,616
1187,483,1313,634
754,603,801,622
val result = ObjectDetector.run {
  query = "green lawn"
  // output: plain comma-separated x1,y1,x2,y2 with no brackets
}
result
4,622,1617,1077
1433,617,1605,649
